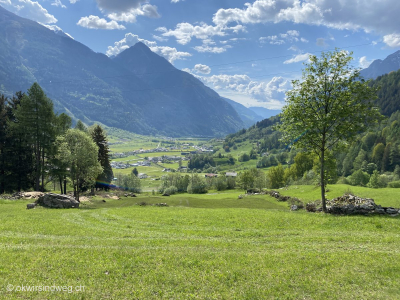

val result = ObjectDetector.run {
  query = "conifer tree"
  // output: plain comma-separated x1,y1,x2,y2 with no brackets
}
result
90,124,113,190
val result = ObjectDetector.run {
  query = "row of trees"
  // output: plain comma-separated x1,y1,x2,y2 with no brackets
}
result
0,83,113,200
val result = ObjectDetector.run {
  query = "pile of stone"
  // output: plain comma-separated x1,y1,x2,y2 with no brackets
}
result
2,191,44,200
34,193,80,209
154,203,168,207
326,194,399,216
265,190,296,202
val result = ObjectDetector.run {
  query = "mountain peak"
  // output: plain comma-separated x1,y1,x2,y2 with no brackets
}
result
114,41,175,74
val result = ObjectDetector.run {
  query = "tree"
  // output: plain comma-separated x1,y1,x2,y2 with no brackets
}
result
90,124,113,190
57,129,102,201
267,164,285,189
10,83,57,191
279,50,382,212
132,167,139,177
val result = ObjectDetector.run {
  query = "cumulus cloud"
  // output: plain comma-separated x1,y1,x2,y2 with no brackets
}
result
197,74,290,109
106,33,191,64
107,4,160,23
359,56,373,69
193,64,211,74
93,0,160,23
160,22,246,45
383,34,400,48
39,23,74,39
150,46,192,64
1,0,57,24
77,15,126,30
212,0,400,47
283,53,312,64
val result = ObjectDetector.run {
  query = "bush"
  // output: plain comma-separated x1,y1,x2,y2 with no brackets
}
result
187,174,208,194
164,186,178,195
388,180,400,188
349,169,370,186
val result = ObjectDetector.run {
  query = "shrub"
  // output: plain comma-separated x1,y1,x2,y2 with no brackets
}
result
388,180,400,188
164,186,178,195
349,169,370,186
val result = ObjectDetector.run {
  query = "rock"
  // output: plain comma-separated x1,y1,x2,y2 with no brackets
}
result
162,193,170,197
26,203,36,209
386,208,398,214
36,193,79,209
23,192,45,199
290,205,298,211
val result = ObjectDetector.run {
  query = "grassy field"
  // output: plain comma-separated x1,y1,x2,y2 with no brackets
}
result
1,187,400,299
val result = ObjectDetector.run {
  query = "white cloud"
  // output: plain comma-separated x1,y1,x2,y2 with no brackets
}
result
52,0,66,9
95,0,146,13
107,4,160,23
197,74,290,109
149,46,192,64
106,33,191,64
171,0,183,2
283,53,311,64
359,56,373,69
193,64,211,74
152,35,168,42
77,16,126,30
212,0,400,44
193,45,229,53
383,34,400,48
106,33,157,56
160,22,246,45
260,30,308,45
1,0,57,24
39,23,74,39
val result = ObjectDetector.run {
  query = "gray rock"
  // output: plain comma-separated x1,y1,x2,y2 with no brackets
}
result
290,205,298,211
36,193,79,209
26,203,36,209
375,208,385,214
386,208,398,215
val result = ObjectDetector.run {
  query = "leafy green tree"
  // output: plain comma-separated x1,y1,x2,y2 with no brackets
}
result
57,129,102,201
90,124,113,190
237,169,256,191
279,50,382,212
350,169,370,187
293,152,313,178
267,164,285,189
367,170,383,189
187,174,207,194
132,168,139,177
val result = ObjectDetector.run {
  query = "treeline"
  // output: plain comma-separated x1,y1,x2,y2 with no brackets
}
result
0,83,113,199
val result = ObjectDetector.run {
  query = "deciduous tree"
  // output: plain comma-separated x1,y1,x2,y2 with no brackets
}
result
279,50,382,212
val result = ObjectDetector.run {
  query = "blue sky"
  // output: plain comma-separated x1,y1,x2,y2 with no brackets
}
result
1,0,400,109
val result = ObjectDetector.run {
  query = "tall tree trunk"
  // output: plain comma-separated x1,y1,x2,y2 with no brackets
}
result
59,176,63,194
320,147,326,213
63,176,67,195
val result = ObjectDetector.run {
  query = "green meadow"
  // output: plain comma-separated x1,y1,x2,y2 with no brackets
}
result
1,187,400,299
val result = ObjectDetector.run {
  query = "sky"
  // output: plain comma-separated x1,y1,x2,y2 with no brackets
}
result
1,0,400,110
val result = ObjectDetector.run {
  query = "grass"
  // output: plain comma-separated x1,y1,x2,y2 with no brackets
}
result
280,184,400,207
1,188,400,299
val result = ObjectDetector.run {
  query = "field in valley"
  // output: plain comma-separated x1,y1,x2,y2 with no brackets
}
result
1,187,400,299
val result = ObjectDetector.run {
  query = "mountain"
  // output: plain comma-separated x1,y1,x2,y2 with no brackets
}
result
0,6,243,137
222,98,264,127
248,107,281,119
113,43,243,136
360,50,400,79
369,68,400,116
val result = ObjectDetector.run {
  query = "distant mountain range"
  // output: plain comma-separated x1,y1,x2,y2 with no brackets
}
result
0,5,248,137
360,50,400,79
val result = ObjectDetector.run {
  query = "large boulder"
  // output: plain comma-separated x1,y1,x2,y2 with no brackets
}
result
36,193,79,209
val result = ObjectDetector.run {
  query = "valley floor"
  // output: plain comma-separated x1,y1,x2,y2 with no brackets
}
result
0,187,399,299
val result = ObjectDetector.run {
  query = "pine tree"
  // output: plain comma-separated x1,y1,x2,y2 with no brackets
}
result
90,124,113,190
10,83,56,191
